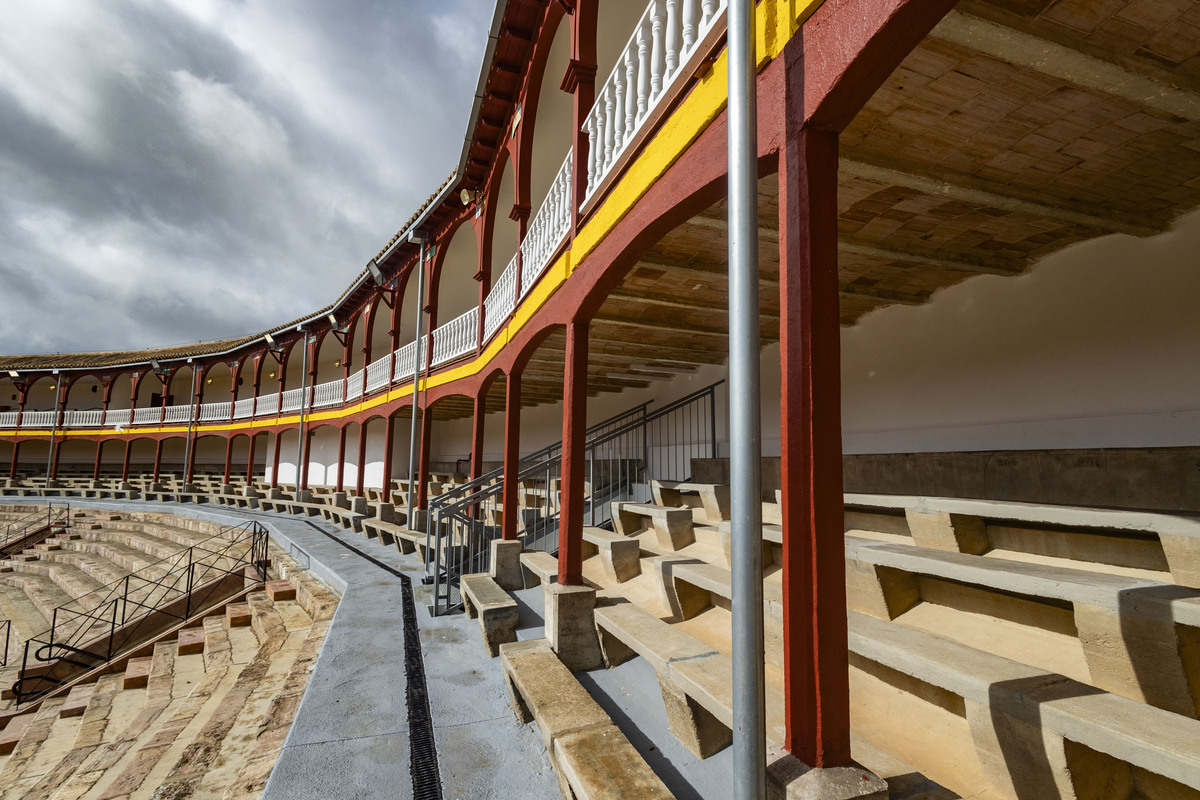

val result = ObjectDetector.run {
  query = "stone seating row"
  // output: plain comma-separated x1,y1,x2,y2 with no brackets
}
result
845,534,1200,719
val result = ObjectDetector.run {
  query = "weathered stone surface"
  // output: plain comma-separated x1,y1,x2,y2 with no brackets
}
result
490,539,523,590
766,749,888,800
544,582,604,672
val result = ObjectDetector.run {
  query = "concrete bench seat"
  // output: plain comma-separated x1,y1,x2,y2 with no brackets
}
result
594,601,731,757
848,609,1200,798
656,558,783,622
651,481,730,523
361,518,427,559
845,535,1200,718
612,502,694,551
461,573,520,656
500,639,674,799
581,527,641,583
846,492,1200,589
520,551,558,587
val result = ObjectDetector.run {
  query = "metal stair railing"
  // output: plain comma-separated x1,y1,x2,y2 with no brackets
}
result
10,519,269,705
428,380,723,614
0,502,71,556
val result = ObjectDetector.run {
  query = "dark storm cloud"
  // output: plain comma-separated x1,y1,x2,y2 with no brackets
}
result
0,0,491,356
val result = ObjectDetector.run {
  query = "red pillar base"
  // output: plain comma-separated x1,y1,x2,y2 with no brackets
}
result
765,747,887,800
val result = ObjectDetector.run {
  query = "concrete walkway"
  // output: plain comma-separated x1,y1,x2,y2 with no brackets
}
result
0,498,559,800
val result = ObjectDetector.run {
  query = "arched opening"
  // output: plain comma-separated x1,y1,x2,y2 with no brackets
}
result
0,376,18,414
108,373,134,414
127,438,158,481
17,440,49,478
202,362,233,406
166,367,195,410
528,17,573,212
491,156,519,278
65,375,103,411
434,222,481,327
367,296,393,368
192,435,227,482
305,424,341,488
272,429,300,486
56,439,95,480
25,376,59,412
313,329,343,394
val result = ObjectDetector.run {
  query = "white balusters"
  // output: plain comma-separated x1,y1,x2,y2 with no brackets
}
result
200,402,232,421
431,308,480,367
233,398,255,419
347,369,365,399
0,411,17,428
366,357,390,393
682,0,698,51
519,150,573,299
483,254,519,345
312,380,344,408
107,408,132,427
132,407,160,426
582,0,728,201
256,393,279,417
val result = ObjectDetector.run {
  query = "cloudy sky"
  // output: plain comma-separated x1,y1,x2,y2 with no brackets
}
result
0,0,492,356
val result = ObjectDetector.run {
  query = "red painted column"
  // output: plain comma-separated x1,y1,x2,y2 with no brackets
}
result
299,430,312,491
245,435,257,486
152,438,164,482
9,440,19,479
121,440,131,482
778,125,850,768
93,440,104,480
470,390,486,482
416,407,433,509
557,320,588,586
355,425,368,497
335,426,347,492
223,437,233,484
381,416,395,503
50,440,62,481
501,370,521,541
270,432,282,488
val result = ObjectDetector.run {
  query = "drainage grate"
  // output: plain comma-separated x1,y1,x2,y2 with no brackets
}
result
298,520,444,800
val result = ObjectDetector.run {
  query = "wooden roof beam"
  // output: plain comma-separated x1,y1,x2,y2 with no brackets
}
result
936,9,1200,125
839,158,1160,238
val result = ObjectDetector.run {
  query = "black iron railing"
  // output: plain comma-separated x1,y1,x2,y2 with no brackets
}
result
0,618,10,668
11,519,269,705
0,502,70,555
428,381,723,614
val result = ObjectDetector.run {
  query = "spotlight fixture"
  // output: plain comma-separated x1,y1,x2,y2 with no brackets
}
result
7,371,17,379
263,332,279,350
205,377,214,386
268,371,277,380
150,359,162,371
367,259,385,285
333,359,342,368
327,314,338,328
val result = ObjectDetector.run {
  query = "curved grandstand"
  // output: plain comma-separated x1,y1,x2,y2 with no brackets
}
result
4,0,1200,798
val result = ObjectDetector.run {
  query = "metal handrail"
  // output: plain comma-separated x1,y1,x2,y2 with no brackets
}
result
11,519,269,705
0,502,70,554
0,619,10,667
428,381,722,614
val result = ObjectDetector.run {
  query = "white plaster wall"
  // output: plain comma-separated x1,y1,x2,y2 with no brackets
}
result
840,209,1200,454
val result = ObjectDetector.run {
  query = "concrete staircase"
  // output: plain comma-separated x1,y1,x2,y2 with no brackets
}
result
0,568,336,800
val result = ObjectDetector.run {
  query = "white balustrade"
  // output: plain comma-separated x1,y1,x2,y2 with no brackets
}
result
346,369,365,401
482,254,519,346
106,408,132,428
394,341,418,382
233,398,255,419
0,411,17,428
584,0,726,200
431,308,480,366
256,393,279,417
520,151,573,300
131,407,160,426
163,404,192,424
312,379,344,408
280,388,305,413
366,357,391,393
67,409,104,427
200,402,232,422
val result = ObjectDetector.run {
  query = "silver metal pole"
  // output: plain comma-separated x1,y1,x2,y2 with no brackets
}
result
44,372,61,487
294,334,309,490
729,0,765,797
407,240,429,517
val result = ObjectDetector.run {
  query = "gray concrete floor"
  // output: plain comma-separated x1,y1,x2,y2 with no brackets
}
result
0,498,560,800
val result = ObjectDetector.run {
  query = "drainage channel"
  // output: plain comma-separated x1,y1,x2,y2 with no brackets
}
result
295,518,444,800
